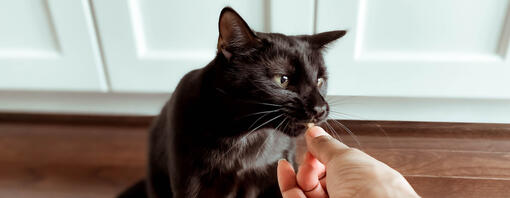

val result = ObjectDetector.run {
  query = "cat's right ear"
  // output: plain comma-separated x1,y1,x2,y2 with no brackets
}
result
217,7,259,60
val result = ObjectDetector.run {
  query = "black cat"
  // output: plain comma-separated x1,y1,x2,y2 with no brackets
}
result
118,7,346,198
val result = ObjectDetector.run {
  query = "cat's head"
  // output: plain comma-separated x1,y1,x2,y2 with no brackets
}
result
216,7,346,137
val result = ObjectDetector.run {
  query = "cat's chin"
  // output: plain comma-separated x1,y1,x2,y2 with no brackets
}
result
280,124,307,137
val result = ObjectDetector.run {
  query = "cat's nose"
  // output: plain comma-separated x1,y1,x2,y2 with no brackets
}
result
313,105,328,120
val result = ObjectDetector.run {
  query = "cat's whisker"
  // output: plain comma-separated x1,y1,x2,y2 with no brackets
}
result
281,116,290,134
241,108,282,119
248,101,282,107
327,98,365,107
326,96,356,104
329,109,355,115
275,117,287,132
248,111,274,130
329,113,359,120
328,114,356,121
328,102,365,106
243,113,284,158
328,113,352,119
326,100,347,106
329,110,365,120
326,100,359,105
222,138,241,158
330,119,361,148
326,98,350,106
214,88,283,110
249,114,284,134
223,111,275,158
324,121,343,142
255,117,287,159
255,134,270,159
323,121,334,134
375,123,394,148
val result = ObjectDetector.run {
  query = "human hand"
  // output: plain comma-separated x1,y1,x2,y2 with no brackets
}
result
277,126,420,198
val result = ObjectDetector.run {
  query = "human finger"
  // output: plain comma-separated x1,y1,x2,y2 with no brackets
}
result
277,159,307,198
297,152,327,198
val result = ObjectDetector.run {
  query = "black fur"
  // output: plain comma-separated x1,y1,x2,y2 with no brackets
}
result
118,7,346,198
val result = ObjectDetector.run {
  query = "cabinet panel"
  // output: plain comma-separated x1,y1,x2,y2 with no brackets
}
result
93,0,315,92
359,0,507,59
0,0,59,57
133,1,265,52
0,0,106,91
317,0,510,98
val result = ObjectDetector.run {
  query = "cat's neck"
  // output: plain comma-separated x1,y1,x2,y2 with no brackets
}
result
192,57,258,138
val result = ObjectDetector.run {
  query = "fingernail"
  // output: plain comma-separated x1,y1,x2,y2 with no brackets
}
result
306,126,330,138
278,159,287,165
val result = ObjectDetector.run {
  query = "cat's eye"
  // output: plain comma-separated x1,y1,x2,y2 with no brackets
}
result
274,75,289,88
317,78,325,88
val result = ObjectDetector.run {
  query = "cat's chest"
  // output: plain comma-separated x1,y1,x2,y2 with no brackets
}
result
206,129,293,172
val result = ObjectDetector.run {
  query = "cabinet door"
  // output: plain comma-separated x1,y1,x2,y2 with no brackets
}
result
92,0,315,92
0,0,106,91
317,0,510,99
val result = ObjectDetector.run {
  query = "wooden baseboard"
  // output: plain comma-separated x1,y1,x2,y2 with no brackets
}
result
2,112,509,129
1,113,509,198
0,112,153,126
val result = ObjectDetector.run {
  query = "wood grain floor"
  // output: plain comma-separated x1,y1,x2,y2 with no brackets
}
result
0,113,509,198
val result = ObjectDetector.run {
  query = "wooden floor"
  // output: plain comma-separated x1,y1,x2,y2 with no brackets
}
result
0,114,509,198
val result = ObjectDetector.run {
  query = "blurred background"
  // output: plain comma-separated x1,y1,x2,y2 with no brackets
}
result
0,0,509,198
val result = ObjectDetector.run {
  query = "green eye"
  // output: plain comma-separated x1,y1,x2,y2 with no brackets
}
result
317,78,325,88
274,75,289,88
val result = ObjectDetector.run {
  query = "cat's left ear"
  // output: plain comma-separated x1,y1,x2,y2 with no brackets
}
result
307,30,347,49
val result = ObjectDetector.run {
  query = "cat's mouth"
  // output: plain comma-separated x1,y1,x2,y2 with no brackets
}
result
281,120,325,137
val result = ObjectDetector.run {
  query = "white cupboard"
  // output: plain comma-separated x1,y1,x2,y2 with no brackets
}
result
91,0,314,92
0,0,107,91
318,0,510,98
0,0,509,123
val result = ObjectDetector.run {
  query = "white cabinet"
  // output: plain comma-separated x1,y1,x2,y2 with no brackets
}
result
0,0,508,122
91,0,315,92
0,0,107,91
317,0,510,99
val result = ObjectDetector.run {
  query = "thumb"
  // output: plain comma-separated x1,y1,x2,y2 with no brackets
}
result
305,126,350,164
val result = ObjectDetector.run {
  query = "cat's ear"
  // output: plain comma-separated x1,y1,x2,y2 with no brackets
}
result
307,30,347,49
217,7,259,59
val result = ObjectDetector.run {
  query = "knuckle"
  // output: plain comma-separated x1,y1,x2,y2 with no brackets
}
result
311,135,333,145
331,147,361,161
347,148,363,154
